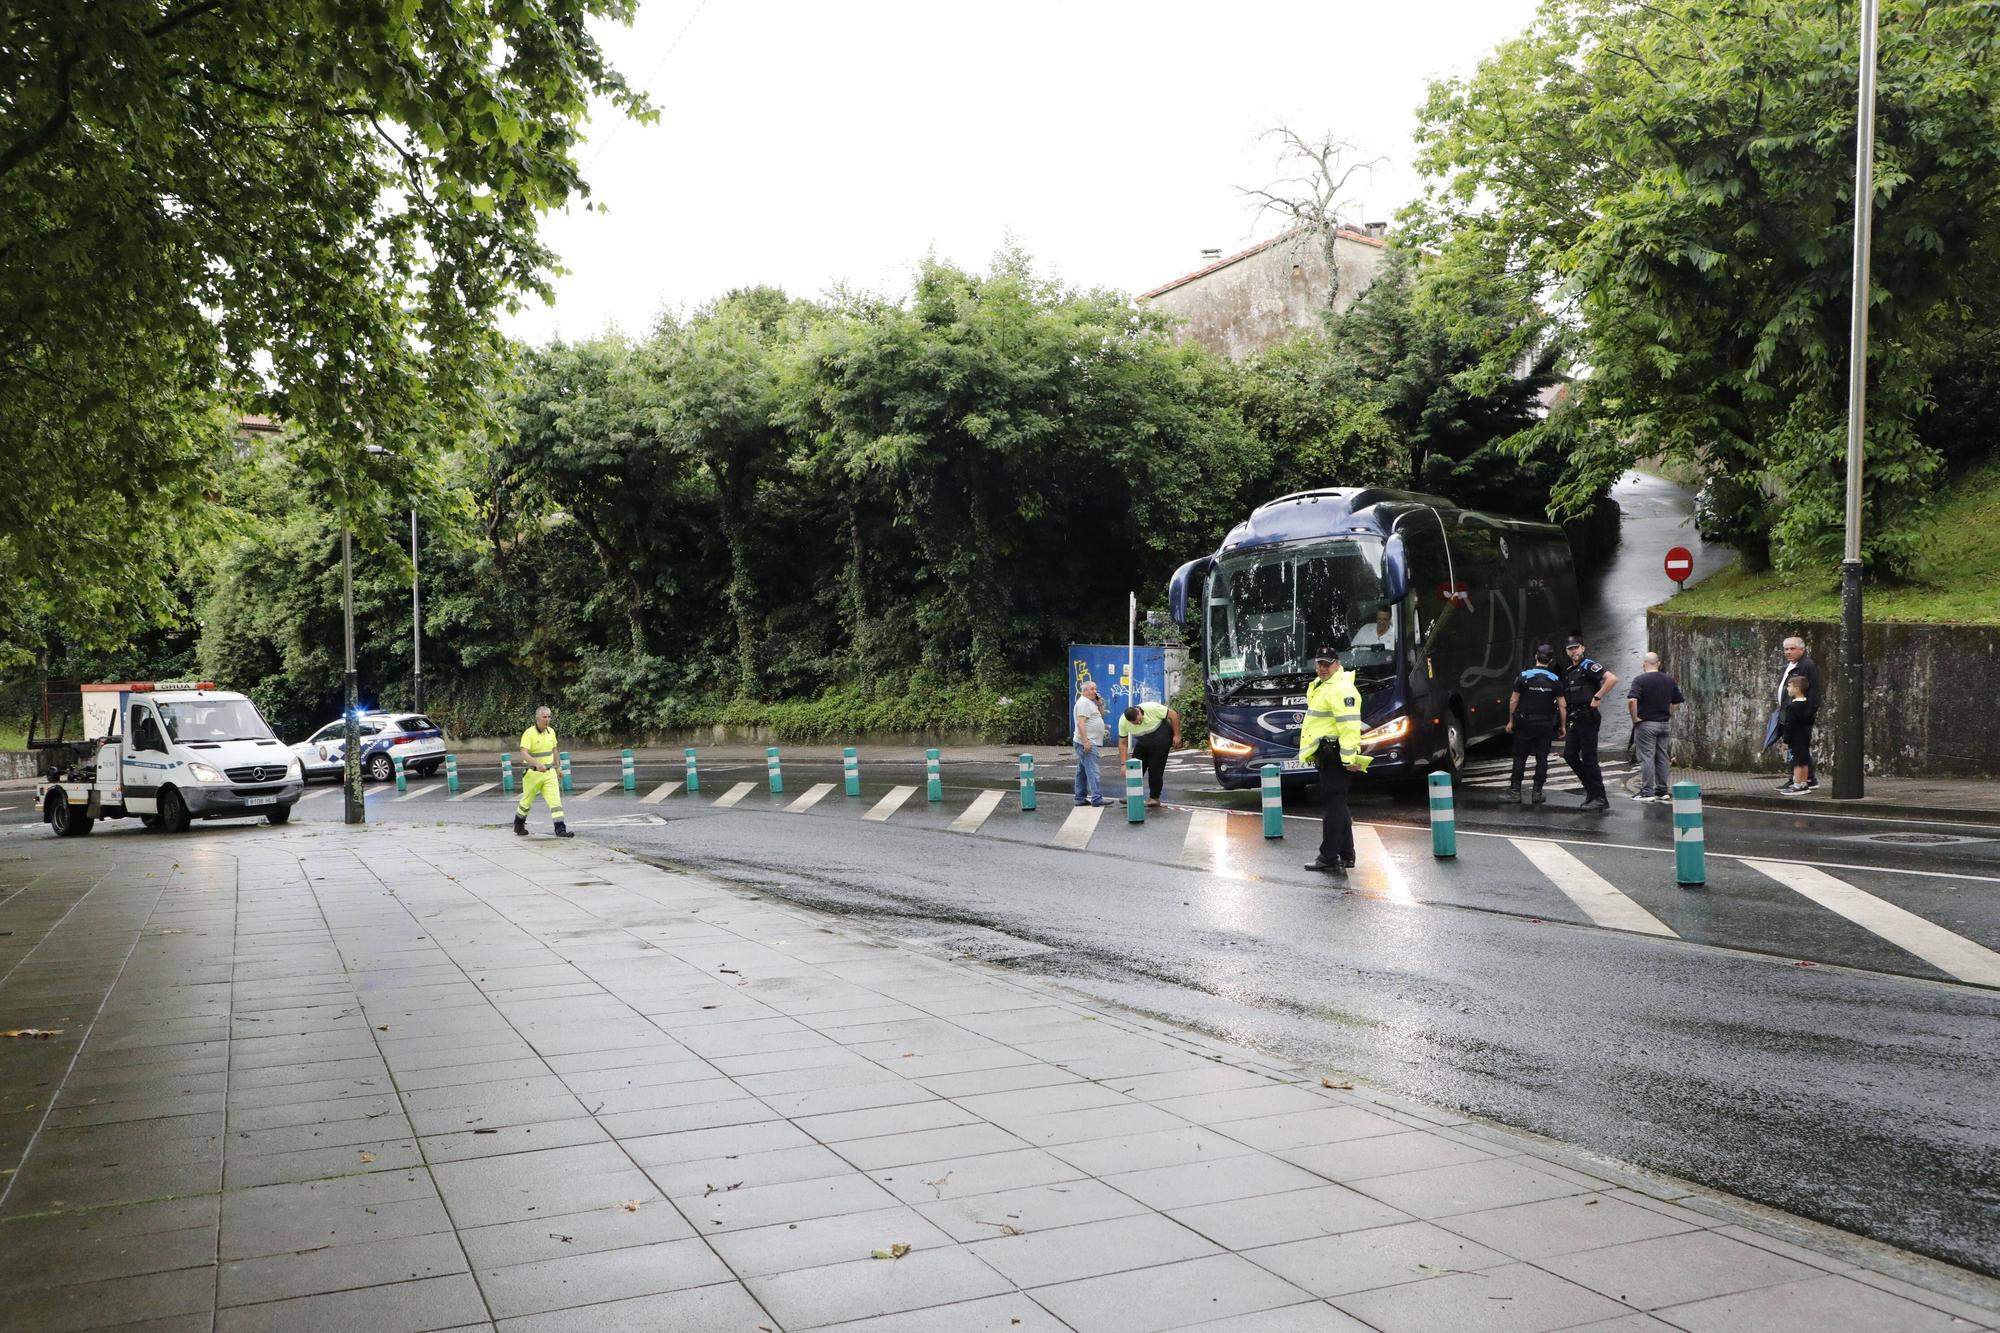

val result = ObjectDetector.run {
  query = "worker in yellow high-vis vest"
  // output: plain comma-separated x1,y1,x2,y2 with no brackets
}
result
1298,641,1370,874
513,706,572,838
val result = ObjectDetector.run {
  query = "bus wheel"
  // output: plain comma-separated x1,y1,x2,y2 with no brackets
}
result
1442,710,1468,779
48,790,94,837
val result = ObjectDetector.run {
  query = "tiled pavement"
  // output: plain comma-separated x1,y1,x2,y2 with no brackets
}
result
1,828,1996,1332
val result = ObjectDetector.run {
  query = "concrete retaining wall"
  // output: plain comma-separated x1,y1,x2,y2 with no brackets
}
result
0,751,48,781
1646,612,2000,778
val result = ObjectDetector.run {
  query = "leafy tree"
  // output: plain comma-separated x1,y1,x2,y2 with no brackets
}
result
1411,0,2000,574
1,0,649,659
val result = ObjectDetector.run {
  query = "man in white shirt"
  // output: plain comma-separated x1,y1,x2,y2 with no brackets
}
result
1350,605,1395,652
1072,681,1107,807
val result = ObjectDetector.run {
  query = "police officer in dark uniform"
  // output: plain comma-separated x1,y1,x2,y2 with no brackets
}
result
1561,635,1618,813
1505,645,1565,805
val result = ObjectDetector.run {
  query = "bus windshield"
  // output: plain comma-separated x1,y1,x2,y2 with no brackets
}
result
1206,538,1395,682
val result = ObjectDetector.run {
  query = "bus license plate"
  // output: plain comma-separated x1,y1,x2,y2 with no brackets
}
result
245,795,277,807
1280,760,1314,773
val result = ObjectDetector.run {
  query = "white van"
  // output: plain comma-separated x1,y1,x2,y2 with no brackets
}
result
37,682,304,835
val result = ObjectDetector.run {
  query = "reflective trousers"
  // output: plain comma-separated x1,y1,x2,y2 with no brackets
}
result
517,767,564,821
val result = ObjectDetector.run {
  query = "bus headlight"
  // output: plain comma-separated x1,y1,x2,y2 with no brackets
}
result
1208,733,1255,759
1360,716,1412,748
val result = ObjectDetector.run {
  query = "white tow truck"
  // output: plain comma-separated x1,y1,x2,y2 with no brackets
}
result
35,682,305,836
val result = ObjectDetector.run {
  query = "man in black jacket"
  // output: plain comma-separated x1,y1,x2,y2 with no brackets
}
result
1774,636,1824,791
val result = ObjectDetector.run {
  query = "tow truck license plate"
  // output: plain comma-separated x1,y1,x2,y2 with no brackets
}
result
244,795,277,807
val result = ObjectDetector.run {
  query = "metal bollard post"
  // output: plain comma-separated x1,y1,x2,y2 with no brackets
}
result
393,752,407,793
446,754,459,794
926,748,943,802
558,751,573,794
1261,764,1284,839
501,755,514,794
1428,771,1457,858
767,746,783,795
684,747,700,793
843,746,860,797
621,748,636,791
1018,753,1037,811
1673,781,1706,885
1125,759,1145,823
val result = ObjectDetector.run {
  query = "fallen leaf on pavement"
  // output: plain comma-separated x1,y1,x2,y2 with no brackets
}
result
623,1201,640,1212
2,1030,63,1039
357,1151,375,1164
1321,1077,1354,1090
870,1243,912,1260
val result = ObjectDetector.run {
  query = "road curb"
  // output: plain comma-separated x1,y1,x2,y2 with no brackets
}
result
1700,791,2000,827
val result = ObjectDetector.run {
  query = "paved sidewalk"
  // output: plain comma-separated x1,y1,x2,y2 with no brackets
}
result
1,828,1996,1332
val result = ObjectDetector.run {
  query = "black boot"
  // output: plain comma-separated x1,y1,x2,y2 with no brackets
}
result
512,815,528,836
1503,786,1521,804
1531,788,1547,805
553,820,574,839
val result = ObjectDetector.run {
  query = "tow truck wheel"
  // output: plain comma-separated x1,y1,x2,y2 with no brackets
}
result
140,815,163,831
266,804,292,825
158,786,192,834
47,790,94,838
366,753,395,782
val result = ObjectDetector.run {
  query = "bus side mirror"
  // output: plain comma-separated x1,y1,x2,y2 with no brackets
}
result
1383,535,1408,603
1167,557,1212,626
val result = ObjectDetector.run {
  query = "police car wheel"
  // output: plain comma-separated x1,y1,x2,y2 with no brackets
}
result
366,753,395,782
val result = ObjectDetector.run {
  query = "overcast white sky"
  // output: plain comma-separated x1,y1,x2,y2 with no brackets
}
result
502,0,1545,346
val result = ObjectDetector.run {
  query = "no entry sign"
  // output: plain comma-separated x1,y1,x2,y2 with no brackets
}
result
1664,545,1694,585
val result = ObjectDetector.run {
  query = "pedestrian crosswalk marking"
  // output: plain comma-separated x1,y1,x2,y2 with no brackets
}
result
864,785,917,822
1509,838,1679,938
949,789,1004,833
1180,808,1229,870
394,783,438,802
1744,860,2000,987
300,788,337,802
1351,824,1413,903
789,783,835,813
641,781,681,805
450,782,495,803
574,781,613,801
713,782,756,809
1051,803,1102,851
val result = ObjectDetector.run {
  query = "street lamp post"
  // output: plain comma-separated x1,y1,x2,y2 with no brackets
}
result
1836,0,1880,801
341,528,364,824
409,507,423,713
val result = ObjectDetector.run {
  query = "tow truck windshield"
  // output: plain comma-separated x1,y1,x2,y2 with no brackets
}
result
158,700,276,744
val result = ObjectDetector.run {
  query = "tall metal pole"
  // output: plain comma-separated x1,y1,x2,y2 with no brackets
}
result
342,528,365,824
410,507,423,713
1836,0,1880,801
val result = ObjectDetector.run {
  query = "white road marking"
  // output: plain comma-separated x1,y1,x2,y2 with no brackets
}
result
394,784,438,802
1051,803,1103,851
949,789,1004,833
1179,808,1230,871
1509,838,1679,938
449,782,496,803
300,788,337,802
864,785,916,822
1351,824,1414,903
789,783,835,813
575,781,614,801
642,781,681,805
712,782,756,809
1745,860,2000,988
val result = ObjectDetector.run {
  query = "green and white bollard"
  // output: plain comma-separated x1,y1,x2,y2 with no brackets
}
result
842,746,860,797
684,747,700,793
1125,759,1145,823
500,755,514,794
1428,771,1457,858
392,752,407,793
1018,753,1037,811
1673,781,1706,885
620,748,636,791
766,746,783,794
558,751,573,794
445,754,459,794
926,748,942,802
1261,764,1284,839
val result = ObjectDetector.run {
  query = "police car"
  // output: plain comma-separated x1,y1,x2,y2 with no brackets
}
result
290,713,447,783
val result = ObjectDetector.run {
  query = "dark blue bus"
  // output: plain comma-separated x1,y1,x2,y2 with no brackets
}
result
1168,487,1579,788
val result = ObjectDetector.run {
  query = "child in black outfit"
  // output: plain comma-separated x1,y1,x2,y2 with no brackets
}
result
1780,674,1815,795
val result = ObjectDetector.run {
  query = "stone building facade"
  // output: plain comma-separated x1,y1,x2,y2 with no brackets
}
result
1138,225,1390,361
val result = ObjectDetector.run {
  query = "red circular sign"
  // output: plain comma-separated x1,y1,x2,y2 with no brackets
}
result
1664,546,1694,581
